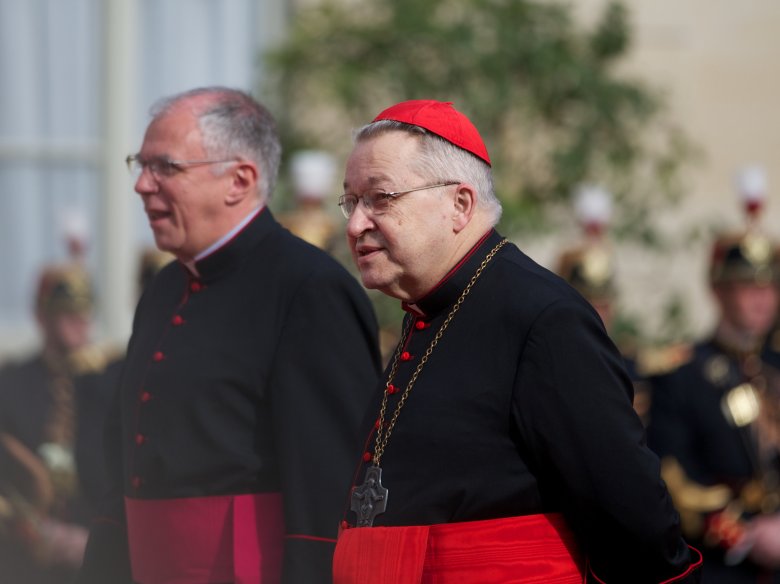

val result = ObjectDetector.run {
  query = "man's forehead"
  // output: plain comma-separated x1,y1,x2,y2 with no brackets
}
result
343,173,394,191
346,135,419,179
147,111,195,136
142,112,202,154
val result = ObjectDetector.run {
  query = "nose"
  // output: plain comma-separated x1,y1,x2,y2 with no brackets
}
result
346,202,375,239
134,167,158,196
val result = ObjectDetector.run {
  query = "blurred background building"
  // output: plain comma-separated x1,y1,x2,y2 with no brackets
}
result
0,0,779,356
546,0,780,346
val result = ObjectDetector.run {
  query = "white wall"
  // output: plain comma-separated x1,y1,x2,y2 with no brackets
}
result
526,0,780,341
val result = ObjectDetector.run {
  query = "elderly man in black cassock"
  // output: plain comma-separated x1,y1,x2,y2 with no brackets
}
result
333,99,702,583
77,87,381,584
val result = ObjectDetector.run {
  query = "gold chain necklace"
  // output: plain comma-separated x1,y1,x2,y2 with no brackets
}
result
350,238,508,527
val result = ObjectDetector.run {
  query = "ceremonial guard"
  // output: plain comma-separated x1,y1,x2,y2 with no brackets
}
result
277,150,340,253
0,263,114,584
334,99,701,583
648,166,780,582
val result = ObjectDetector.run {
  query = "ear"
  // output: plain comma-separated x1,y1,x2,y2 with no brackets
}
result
225,161,259,206
452,183,477,233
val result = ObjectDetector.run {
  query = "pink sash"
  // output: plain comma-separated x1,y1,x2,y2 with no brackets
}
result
125,493,283,584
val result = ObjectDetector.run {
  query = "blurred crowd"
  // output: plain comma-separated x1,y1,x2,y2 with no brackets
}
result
1,161,779,583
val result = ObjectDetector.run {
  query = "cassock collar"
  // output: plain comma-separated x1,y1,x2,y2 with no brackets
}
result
192,207,278,284
403,229,504,317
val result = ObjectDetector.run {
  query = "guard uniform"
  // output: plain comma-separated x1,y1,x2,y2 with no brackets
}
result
78,209,381,584
649,339,780,583
647,220,780,583
337,229,700,583
0,265,114,584
0,349,115,518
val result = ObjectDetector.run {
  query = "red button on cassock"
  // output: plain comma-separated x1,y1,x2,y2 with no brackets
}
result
152,351,164,362
132,476,142,489
415,320,427,330
135,434,145,445
362,452,372,462
140,391,152,403
172,315,184,326
400,351,412,361
190,281,202,292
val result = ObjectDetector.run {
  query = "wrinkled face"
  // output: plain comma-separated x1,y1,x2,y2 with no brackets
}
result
133,105,234,262
344,132,458,301
716,283,780,337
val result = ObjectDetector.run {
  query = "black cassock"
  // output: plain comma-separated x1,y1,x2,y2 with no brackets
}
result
79,209,381,584
344,229,699,583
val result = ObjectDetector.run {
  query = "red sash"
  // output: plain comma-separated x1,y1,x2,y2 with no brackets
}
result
125,493,284,584
333,513,585,584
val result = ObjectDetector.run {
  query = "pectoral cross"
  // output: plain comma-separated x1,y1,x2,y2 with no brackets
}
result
350,466,389,527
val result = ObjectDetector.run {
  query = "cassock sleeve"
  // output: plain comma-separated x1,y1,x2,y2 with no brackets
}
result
269,265,380,584
513,298,701,583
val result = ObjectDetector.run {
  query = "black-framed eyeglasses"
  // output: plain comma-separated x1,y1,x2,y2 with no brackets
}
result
338,182,459,219
125,154,239,179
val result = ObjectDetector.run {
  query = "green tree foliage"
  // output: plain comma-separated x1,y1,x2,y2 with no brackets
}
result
264,0,694,240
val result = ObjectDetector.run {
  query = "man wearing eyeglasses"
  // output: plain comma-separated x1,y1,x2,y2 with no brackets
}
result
333,100,701,583
77,87,381,584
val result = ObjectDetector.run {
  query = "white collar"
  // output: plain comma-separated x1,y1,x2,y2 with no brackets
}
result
183,205,263,276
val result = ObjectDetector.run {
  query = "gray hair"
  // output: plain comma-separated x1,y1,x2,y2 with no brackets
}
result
354,120,502,225
151,87,282,201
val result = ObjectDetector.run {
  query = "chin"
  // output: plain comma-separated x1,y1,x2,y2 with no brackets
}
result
358,274,384,291
358,268,410,299
152,237,176,255
358,277,395,298
354,265,376,284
